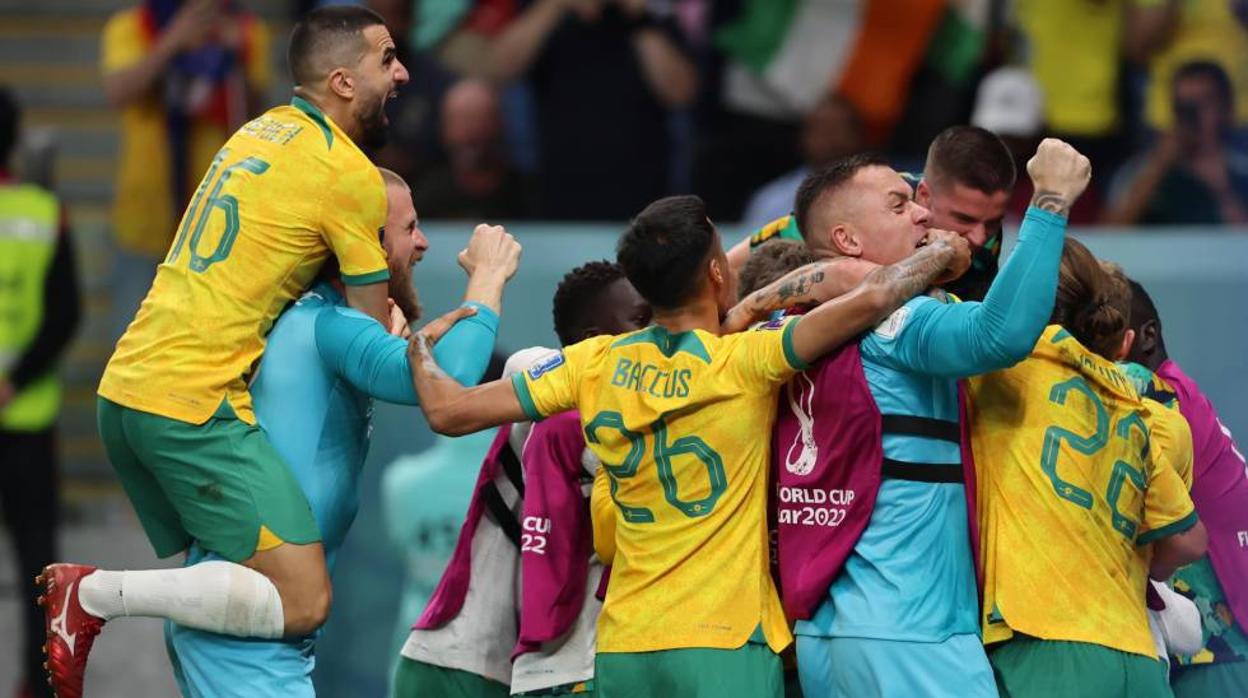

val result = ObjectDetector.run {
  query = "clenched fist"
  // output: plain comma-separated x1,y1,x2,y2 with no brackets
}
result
1026,138,1092,215
923,228,972,286
459,224,522,279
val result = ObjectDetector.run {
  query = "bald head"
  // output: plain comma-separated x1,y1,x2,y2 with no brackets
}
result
288,6,386,88
441,79,501,148
794,153,892,243
795,154,932,265
378,166,408,191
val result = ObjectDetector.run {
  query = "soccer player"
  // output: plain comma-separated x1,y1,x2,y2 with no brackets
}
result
728,125,1016,301
403,194,970,696
965,240,1208,698
1124,279,1248,698
511,261,650,697
163,171,521,697
39,7,409,696
724,140,1088,698
395,261,648,698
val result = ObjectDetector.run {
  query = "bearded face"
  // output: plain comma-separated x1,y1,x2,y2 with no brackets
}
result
387,255,421,323
357,91,390,150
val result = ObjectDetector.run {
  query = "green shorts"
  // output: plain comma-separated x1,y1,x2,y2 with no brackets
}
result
989,636,1173,698
1171,661,1248,698
97,397,320,562
392,657,509,698
595,644,783,698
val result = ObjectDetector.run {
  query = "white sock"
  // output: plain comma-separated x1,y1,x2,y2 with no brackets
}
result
78,561,284,639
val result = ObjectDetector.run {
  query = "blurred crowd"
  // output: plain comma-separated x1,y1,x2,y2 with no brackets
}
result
95,0,1248,257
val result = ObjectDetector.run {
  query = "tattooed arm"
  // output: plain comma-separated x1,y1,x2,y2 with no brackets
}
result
723,257,874,333
723,229,969,334
406,334,529,436
1026,138,1090,218
787,237,967,365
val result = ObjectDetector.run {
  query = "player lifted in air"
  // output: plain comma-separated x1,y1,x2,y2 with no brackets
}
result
403,194,969,697
39,7,408,697
167,171,522,698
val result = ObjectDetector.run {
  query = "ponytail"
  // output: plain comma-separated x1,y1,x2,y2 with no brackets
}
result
1050,239,1131,359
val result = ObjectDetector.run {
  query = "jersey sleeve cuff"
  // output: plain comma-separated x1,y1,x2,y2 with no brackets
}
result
782,316,810,371
341,269,391,286
1136,509,1199,546
511,372,543,422
461,302,499,330
1023,206,1069,228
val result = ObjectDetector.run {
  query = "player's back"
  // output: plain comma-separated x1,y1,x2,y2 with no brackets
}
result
967,325,1192,657
99,97,388,426
514,319,806,654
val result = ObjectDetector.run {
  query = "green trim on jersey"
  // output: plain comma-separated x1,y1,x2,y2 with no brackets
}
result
612,325,712,363
1137,509,1199,546
291,96,334,149
748,214,802,249
341,268,390,286
513,371,543,422
781,317,808,370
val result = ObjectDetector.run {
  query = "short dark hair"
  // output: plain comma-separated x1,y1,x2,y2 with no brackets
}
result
794,152,890,240
1127,278,1161,331
0,86,18,166
925,125,1016,195
617,195,716,310
288,6,386,86
552,260,626,346
1172,60,1234,108
738,240,817,299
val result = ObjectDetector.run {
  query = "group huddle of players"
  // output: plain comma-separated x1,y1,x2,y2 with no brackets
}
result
28,5,1247,698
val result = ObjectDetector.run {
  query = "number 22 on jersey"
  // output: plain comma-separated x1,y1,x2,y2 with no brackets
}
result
167,148,270,273
1041,376,1150,540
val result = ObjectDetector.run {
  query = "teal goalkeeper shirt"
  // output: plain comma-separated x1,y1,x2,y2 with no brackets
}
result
249,281,499,568
796,207,1068,643
167,282,498,698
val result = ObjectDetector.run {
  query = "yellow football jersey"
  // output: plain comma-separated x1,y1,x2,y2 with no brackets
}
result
99,97,389,425
513,319,807,654
967,325,1198,657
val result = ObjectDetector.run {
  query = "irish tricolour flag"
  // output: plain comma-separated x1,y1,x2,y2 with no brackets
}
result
716,0,988,143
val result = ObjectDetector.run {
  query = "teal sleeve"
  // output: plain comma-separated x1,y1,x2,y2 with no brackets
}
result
862,207,1067,378
314,302,499,404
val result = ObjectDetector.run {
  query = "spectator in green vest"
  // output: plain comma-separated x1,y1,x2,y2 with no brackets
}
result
0,85,82,698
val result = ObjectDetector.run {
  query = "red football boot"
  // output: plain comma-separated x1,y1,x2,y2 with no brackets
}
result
36,564,105,698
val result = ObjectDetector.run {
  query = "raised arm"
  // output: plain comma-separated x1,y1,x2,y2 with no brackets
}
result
458,224,523,314
102,0,219,106
407,336,530,436
317,303,500,405
864,139,1091,378
486,0,569,82
788,236,967,365
724,256,881,333
631,20,697,108
321,224,521,403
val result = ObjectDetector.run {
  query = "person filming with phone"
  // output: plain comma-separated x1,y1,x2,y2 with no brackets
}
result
1104,60,1248,225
